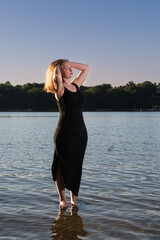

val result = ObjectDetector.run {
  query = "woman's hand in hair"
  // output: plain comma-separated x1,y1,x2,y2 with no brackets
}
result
54,66,62,83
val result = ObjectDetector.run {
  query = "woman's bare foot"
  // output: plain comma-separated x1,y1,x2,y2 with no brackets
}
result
59,200,69,209
71,201,79,207
70,191,79,207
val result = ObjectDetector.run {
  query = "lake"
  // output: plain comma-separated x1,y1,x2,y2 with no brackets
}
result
0,112,160,240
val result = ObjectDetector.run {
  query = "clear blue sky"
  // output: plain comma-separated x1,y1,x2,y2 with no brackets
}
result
0,0,160,87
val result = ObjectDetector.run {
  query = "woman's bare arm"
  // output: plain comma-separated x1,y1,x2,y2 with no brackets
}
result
54,66,64,101
70,62,89,87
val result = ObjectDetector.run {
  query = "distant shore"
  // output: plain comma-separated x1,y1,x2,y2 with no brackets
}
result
0,108,160,112
1,81,160,111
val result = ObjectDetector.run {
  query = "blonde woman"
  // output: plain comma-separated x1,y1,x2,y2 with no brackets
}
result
44,59,89,209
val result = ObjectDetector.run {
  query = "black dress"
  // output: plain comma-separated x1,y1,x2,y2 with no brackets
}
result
52,82,88,197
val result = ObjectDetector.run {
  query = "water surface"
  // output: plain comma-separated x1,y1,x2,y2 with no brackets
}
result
0,112,160,239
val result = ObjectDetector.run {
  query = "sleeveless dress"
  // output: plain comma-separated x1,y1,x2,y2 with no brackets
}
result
52,82,88,197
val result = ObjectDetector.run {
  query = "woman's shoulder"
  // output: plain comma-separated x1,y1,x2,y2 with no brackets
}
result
71,82,80,89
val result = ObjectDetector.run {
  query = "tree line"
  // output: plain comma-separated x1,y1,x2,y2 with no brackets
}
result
0,81,160,111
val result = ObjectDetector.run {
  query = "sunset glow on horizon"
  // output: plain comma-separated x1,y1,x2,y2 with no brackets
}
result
0,0,160,87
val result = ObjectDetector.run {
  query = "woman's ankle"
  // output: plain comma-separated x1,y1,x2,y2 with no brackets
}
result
71,197,79,206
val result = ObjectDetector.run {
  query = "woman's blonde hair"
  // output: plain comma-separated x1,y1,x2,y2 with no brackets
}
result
43,59,69,94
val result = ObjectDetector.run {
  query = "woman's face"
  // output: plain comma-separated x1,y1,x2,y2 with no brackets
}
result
60,61,73,79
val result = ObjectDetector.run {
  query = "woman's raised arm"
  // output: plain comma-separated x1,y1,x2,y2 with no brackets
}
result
70,62,89,87
54,66,64,101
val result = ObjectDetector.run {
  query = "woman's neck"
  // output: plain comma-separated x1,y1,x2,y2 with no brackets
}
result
63,78,71,86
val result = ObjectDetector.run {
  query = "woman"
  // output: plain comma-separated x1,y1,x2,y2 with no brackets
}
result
44,59,89,208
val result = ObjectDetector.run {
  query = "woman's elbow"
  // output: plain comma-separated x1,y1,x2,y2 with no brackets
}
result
84,64,89,71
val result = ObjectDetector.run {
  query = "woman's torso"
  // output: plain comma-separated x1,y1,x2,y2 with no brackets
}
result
55,83,87,134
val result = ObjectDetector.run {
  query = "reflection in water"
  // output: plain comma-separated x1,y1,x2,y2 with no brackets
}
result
51,206,87,240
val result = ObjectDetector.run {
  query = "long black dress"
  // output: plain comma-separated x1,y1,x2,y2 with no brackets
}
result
52,82,88,197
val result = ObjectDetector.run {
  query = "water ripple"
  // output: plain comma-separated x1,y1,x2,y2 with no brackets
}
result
0,112,160,239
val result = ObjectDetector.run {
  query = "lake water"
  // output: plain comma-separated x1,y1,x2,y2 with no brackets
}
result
0,111,160,240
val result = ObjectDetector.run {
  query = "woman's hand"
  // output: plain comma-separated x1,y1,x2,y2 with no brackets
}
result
54,66,62,83
55,66,62,77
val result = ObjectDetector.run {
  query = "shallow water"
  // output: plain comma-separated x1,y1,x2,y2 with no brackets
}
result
0,112,160,240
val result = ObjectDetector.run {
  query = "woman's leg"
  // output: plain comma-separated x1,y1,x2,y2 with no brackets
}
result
70,191,79,207
56,165,69,208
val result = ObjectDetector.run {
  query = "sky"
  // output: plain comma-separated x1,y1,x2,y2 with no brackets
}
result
0,0,160,87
